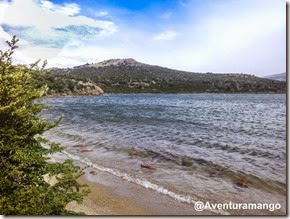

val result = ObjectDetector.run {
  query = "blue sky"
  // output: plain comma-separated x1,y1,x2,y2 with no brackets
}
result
0,0,286,76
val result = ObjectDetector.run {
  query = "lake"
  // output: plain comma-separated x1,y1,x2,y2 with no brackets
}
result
42,94,286,214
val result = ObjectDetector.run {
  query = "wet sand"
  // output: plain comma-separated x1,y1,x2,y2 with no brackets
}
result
49,152,208,216
51,152,285,216
66,175,155,215
63,166,216,216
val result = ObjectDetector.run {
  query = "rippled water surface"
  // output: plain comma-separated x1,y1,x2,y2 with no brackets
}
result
42,94,286,213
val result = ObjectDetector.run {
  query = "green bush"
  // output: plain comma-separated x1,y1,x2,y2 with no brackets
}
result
0,36,90,215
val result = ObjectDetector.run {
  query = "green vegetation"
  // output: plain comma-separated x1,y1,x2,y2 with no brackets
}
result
0,37,90,215
49,59,286,94
36,72,103,96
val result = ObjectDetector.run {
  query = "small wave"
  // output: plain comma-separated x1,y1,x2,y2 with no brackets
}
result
62,151,228,215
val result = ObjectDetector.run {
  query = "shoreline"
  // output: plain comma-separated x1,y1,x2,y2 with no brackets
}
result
65,175,156,215
42,92,286,99
49,146,286,216
50,151,214,216
50,152,155,215
65,167,216,216
52,150,285,216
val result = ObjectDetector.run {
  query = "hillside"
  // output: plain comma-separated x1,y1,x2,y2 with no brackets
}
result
46,58,286,94
263,72,286,81
37,74,104,97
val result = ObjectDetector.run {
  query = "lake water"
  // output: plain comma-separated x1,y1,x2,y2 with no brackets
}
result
42,94,286,214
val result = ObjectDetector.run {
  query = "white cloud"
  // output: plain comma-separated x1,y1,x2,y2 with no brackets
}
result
0,0,285,76
0,0,117,41
95,11,108,17
0,0,118,64
141,0,285,75
38,0,80,16
153,30,178,41
177,0,286,75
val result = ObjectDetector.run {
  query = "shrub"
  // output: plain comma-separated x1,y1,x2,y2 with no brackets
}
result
0,36,90,215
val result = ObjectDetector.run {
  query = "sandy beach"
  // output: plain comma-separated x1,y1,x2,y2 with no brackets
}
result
47,149,216,216
48,144,285,216
66,176,155,215
48,152,200,215
64,169,214,216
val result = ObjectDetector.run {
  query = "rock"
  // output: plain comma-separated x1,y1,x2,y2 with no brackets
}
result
175,156,193,167
141,163,156,170
80,149,93,153
77,81,104,96
234,177,251,188
181,156,193,167
90,58,145,68
128,148,147,158
89,170,97,175
129,150,138,156
43,174,62,186
209,172,217,177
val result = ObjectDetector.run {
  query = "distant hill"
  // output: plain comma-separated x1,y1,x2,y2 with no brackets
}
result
43,58,286,95
263,72,286,81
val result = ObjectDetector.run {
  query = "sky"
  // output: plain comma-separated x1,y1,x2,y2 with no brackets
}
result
0,0,286,76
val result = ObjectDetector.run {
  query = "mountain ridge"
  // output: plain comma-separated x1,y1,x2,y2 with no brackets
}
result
43,58,286,95
263,72,286,81
72,58,148,69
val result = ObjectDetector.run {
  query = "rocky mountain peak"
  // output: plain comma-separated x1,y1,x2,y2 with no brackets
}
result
89,58,146,68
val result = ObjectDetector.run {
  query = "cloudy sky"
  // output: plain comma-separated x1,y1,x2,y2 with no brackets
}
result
0,0,286,76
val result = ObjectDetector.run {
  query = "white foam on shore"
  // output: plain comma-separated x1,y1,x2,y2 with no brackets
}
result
62,151,228,215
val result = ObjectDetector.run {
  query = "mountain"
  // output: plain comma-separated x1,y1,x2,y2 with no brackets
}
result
86,58,147,68
43,58,286,95
263,72,286,81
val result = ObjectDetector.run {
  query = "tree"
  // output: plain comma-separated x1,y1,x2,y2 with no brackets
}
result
0,36,90,215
